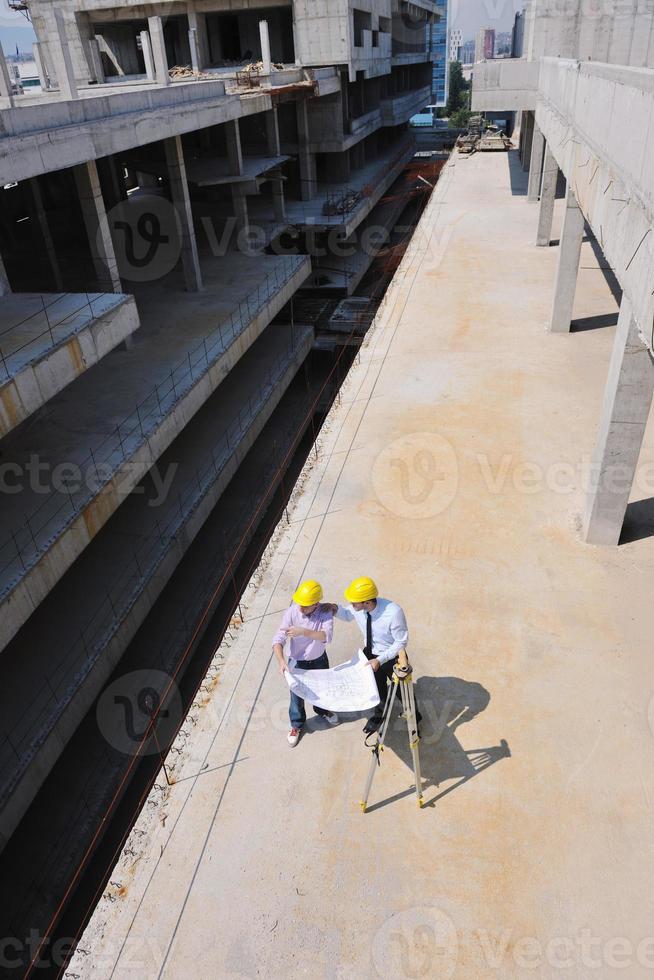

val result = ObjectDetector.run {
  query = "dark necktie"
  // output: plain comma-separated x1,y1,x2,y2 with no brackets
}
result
365,611,373,659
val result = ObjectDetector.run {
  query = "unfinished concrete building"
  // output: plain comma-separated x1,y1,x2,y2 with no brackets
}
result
472,0,654,547
0,0,436,892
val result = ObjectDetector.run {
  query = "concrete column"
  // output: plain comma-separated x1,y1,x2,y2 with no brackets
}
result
164,136,203,292
231,186,250,241
140,30,156,82
296,100,317,201
28,178,64,291
536,145,558,247
188,29,200,73
51,8,78,100
583,296,654,546
148,16,170,86
0,44,15,108
521,111,534,172
33,42,49,91
265,108,281,157
73,160,122,292
549,183,585,333
87,38,105,84
527,121,545,203
225,119,244,175
187,8,209,69
259,20,272,76
271,175,286,223
0,253,10,296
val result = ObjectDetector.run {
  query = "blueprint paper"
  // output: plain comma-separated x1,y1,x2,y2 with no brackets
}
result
285,650,380,713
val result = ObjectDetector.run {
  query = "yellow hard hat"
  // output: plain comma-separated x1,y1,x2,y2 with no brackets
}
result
344,576,378,603
293,579,323,606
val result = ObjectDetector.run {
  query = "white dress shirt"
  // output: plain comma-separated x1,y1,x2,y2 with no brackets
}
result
335,598,409,666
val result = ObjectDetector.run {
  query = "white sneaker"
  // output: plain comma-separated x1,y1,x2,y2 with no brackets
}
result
323,712,339,726
287,727,301,747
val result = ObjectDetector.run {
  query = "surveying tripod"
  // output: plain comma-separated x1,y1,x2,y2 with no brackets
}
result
360,649,424,812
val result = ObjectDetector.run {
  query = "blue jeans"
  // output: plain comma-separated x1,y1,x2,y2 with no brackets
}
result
289,652,330,728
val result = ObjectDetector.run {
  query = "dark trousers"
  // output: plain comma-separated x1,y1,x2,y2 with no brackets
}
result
289,651,330,727
365,650,421,722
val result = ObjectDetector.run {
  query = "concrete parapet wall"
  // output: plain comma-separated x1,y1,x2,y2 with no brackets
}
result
0,256,311,652
471,58,541,112
537,57,654,353
0,295,139,437
0,82,270,185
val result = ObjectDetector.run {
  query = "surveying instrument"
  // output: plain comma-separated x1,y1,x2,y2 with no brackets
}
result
360,648,424,811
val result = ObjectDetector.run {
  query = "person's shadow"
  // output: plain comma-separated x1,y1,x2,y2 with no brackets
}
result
364,676,510,811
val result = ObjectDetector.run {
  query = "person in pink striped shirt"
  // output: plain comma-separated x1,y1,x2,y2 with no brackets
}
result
273,579,338,747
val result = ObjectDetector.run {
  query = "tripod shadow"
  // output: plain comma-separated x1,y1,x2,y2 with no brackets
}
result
365,677,510,811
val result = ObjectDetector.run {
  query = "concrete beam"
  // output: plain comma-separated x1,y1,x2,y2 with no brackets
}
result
148,16,170,86
536,145,558,247
549,183,584,333
583,296,654,546
527,122,545,202
164,135,203,292
73,159,122,292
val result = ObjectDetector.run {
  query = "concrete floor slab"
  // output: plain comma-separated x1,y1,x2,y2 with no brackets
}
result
0,251,309,650
71,149,654,979
0,292,139,436
284,140,415,235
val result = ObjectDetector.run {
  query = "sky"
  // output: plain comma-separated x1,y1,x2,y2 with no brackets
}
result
0,0,35,53
449,0,522,40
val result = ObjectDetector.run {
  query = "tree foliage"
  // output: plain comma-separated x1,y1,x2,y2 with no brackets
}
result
445,62,470,118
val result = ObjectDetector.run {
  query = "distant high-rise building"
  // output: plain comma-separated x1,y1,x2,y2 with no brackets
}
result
449,28,463,62
475,27,496,62
512,10,527,57
461,39,476,65
428,0,449,107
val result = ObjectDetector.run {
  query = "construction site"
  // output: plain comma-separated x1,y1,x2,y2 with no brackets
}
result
2,0,654,977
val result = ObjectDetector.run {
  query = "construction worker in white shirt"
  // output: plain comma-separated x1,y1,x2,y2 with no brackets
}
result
325,576,422,736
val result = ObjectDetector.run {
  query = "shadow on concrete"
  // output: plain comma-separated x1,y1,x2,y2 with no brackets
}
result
362,676,510,811
571,311,619,332
620,499,654,544
586,227,623,306
507,151,528,196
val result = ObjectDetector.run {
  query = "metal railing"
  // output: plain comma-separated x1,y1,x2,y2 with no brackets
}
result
0,256,306,605
0,325,310,804
0,292,124,383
